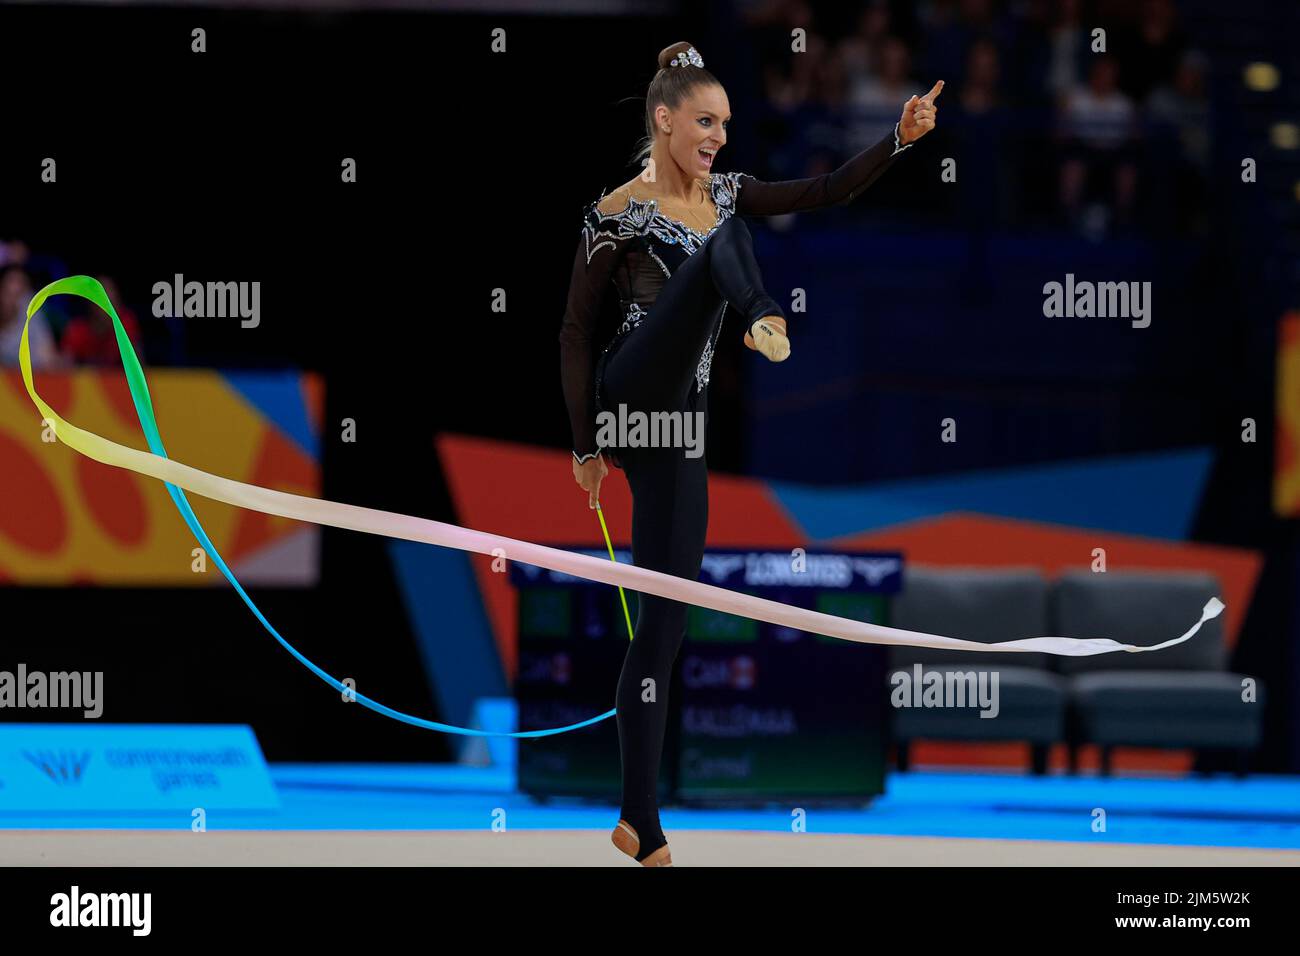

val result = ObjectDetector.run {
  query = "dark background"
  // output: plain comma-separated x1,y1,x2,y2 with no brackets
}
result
0,4,711,763
0,1,1296,768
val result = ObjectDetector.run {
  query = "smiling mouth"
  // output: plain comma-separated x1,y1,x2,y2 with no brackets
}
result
698,148,716,168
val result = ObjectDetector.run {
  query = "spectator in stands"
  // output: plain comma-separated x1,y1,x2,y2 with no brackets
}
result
0,238,74,333
760,31,835,180
0,263,61,369
1148,49,1210,234
1045,0,1088,98
1005,0,1053,104
960,37,1003,118
839,1,893,80
1120,0,1188,102
920,0,1014,87
951,38,1013,224
0,239,31,268
848,35,917,151
61,275,142,366
1057,54,1139,230
742,0,818,75
764,29,826,112
1149,49,1210,173
797,46,854,179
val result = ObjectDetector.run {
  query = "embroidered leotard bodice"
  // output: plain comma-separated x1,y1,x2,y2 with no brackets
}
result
559,125,914,462
585,172,742,409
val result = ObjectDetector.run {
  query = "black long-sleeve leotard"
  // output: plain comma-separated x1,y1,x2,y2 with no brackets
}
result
558,125,913,464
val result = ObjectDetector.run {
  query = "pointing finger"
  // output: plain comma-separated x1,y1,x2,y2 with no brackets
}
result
923,79,944,104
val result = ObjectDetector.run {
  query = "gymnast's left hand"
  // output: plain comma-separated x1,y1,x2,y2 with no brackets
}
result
573,452,608,510
899,80,943,145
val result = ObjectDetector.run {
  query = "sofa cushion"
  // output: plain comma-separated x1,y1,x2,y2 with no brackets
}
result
890,664,1066,742
890,566,1051,668
1069,670,1263,748
1069,670,1263,714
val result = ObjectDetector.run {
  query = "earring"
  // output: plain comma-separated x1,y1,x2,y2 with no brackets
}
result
661,126,670,134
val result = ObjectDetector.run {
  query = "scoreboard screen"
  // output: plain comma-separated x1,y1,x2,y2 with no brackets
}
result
511,549,901,807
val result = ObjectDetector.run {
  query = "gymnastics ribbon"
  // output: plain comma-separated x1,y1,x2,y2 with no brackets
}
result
19,277,1225,738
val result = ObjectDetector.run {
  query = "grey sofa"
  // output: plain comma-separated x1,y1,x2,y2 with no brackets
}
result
887,566,1263,776
890,567,1066,774
1053,569,1264,775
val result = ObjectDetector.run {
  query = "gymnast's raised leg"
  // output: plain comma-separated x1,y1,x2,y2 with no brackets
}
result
601,215,785,864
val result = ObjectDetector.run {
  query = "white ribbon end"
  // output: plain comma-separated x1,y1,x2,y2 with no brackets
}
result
1124,596,1227,654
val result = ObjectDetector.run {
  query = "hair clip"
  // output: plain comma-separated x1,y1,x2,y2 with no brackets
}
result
669,47,704,69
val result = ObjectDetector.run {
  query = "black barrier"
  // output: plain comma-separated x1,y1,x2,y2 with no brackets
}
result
509,549,902,807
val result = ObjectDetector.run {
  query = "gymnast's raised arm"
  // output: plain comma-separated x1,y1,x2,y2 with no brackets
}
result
734,79,943,217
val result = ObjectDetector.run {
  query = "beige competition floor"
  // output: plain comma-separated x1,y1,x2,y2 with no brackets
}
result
6,830,1300,866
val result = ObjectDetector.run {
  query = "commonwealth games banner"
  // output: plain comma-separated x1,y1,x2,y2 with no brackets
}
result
0,368,322,584
0,724,279,812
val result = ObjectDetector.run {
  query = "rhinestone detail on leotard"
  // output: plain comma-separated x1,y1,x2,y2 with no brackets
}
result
582,172,744,392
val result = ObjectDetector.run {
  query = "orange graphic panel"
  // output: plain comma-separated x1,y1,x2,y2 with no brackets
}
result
0,369,321,585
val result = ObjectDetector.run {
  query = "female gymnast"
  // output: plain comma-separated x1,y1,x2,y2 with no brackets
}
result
559,41,942,866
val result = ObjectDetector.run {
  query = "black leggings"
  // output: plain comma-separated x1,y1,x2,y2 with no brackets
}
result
599,215,782,859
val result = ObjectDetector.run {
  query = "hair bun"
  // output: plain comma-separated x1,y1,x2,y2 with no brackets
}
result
658,41,698,70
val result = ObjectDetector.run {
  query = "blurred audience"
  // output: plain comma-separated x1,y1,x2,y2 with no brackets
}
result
1045,0,1089,97
848,34,919,151
0,0,1221,364
60,275,143,366
0,263,61,370
1119,0,1187,102
746,0,1213,238
1057,54,1139,229
1149,49,1209,171
1148,49,1210,233
0,239,31,269
0,256,142,370
950,37,1013,224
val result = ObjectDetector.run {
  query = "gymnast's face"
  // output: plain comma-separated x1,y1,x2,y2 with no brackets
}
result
660,83,730,179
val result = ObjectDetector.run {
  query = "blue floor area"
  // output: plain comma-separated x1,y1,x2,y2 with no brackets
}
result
3,766,1298,850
